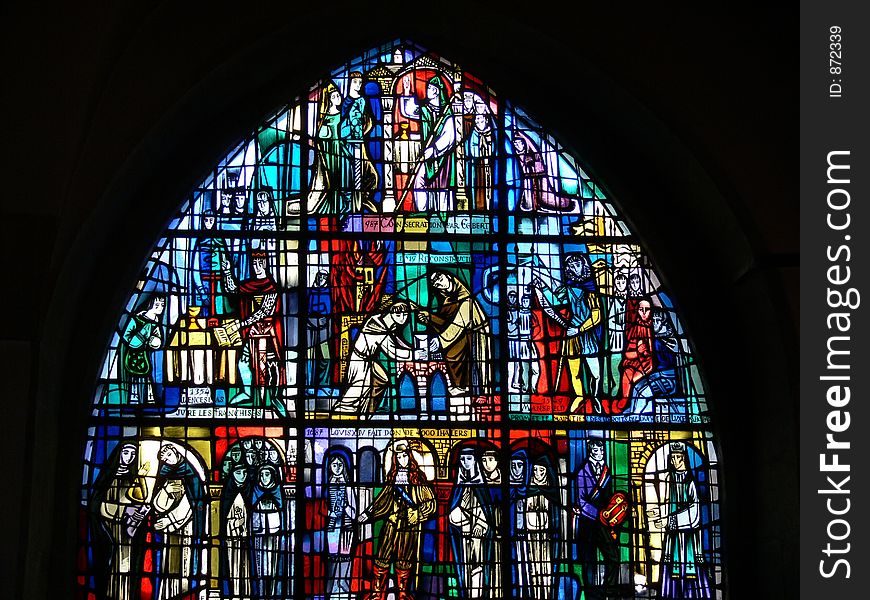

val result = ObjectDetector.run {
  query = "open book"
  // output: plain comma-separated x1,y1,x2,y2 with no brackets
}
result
213,319,242,347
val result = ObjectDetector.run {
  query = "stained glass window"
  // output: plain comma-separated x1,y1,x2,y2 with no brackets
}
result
78,40,725,600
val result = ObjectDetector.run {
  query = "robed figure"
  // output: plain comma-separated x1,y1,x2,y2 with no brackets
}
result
339,71,378,212
307,270,333,388
114,294,165,405
192,210,233,317
309,82,352,215
519,456,562,600
324,454,357,599
332,298,415,414
220,459,252,598
448,448,491,599
249,463,287,599
479,449,504,600
465,111,494,210
509,449,531,598
90,443,149,600
398,74,458,211
649,444,712,599
223,250,286,415
151,444,207,600
420,271,492,398
511,133,573,212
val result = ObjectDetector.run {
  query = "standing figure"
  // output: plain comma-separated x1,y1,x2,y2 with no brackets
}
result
332,298,416,414
340,71,378,212
612,299,655,414
221,457,251,598
192,210,233,317
250,464,286,599
324,454,357,599
448,448,490,599
309,82,351,215
249,187,279,275
358,441,437,600
307,270,333,389
219,175,248,277
520,456,561,600
90,443,149,600
223,251,286,415
519,294,541,392
152,443,207,600
509,450,530,597
604,271,628,397
117,294,165,404
532,254,603,413
574,439,620,600
517,294,540,397
419,271,492,399
479,449,503,600
648,443,712,599
465,109,494,210
399,74,457,211
506,290,522,391
508,291,540,411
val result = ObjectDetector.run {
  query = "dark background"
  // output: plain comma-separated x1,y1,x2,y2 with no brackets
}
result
0,2,797,598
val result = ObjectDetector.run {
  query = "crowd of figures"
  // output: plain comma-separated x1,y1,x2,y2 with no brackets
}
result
88,437,295,600
508,252,690,418
97,49,704,423
103,239,289,417
89,441,208,600
83,41,722,600
86,435,716,599
101,222,701,423
219,439,294,599
303,437,714,600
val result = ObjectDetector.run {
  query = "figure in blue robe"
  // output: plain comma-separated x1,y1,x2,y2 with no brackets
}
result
192,209,233,317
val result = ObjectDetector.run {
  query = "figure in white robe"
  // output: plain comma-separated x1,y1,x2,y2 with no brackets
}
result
449,448,490,599
332,299,416,414
152,444,206,600
250,463,286,599
649,443,712,599
398,74,458,212
222,461,251,598
518,457,561,600
95,443,149,600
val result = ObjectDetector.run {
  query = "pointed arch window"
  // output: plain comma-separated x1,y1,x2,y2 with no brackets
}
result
78,40,725,600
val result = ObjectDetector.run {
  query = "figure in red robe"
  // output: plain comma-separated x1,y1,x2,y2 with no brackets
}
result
529,292,572,414
223,250,286,415
611,298,654,414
